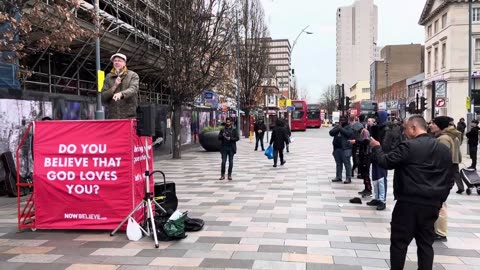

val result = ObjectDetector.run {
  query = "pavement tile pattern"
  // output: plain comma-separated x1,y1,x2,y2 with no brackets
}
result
0,128,479,269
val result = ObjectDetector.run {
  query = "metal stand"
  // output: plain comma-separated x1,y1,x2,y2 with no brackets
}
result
111,137,166,248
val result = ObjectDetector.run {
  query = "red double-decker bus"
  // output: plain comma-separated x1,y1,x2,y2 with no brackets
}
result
291,100,307,131
350,100,378,120
306,104,322,128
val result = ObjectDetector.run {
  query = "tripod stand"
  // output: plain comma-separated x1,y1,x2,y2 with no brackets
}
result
111,136,166,248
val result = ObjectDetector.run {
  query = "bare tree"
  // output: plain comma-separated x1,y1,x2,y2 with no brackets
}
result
164,0,234,159
1,0,91,67
234,0,269,137
319,84,338,115
299,87,310,101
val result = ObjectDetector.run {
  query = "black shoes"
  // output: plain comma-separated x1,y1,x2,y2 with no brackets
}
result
376,202,386,210
359,190,372,197
367,199,379,206
344,178,352,184
219,176,225,180
281,160,286,166
273,164,277,167
456,189,464,194
434,234,447,242
467,166,477,171
331,178,343,183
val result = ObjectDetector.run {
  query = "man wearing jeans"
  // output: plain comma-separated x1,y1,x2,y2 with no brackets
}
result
329,117,354,184
218,118,239,180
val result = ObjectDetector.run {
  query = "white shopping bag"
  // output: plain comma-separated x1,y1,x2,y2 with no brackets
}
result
126,217,143,241
289,137,295,143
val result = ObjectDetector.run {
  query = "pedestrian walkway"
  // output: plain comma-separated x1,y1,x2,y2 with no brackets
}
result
0,128,479,269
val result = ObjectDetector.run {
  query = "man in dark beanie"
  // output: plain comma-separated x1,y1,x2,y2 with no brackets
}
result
429,116,461,242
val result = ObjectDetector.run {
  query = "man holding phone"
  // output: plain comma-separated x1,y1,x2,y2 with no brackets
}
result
101,53,139,119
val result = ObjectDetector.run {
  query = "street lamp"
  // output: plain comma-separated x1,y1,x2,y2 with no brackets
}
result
290,25,313,99
288,25,313,127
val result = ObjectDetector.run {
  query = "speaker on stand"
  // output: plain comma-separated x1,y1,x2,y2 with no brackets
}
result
111,104,167,248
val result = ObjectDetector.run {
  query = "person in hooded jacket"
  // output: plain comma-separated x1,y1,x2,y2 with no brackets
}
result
367,111,402,210
429,116,462,242
349,123,372,197
329,116,354,184
270,119,289,167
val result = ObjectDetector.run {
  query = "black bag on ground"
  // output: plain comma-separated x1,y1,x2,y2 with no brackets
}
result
184,216,204,232
460,168,480,195
0,151,30,197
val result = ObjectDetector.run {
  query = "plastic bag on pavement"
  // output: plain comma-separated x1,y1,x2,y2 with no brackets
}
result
264,145,274,159
164,211,187,237
126,217,143,241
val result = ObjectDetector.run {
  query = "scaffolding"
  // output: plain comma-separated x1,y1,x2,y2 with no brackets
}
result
21,0,172,105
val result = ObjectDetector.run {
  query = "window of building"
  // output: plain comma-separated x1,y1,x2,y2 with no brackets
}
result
442,13,447,28
427,25,432,38
442,42,446,68
434,47,439,72
474,8,480,22
362,88,370,93
475,39,480,62
434,20,439,34
427,50,431,74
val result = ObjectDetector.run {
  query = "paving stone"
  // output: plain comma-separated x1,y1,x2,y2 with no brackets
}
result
199,258,255,268
1,130,478,269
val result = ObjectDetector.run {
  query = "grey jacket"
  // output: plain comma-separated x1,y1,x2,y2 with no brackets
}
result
101,69,139,119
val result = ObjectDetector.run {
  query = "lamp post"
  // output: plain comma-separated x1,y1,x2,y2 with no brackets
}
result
94,0,104,119
290,25,313,99
289,25,313,126
468,0,474,131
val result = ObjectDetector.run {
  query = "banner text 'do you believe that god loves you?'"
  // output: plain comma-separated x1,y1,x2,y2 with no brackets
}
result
33,120,151,230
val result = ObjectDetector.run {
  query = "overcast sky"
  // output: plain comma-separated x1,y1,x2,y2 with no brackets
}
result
260,0,428,102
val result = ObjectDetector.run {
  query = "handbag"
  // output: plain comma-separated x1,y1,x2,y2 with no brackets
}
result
264,145,274,159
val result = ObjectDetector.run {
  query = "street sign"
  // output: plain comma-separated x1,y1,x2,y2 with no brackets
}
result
286,99,292,107
435,97,446,108
467,96,471,110
287,106,295,111
435,80,447,98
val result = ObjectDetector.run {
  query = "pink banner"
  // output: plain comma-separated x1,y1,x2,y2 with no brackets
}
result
33,120,153,230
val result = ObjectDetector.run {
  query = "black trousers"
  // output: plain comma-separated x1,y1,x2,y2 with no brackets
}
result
273,148,284,165
359,156,371,191
255,133,265,150
220,148,234,176
390,201,440,270
469,145,477,169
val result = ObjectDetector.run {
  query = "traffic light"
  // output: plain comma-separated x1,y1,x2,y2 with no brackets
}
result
345,96,351,110
407,101,416,114
420,97,428,112
337,99,344,111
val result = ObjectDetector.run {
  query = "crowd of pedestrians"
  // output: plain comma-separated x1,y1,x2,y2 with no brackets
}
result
327,112,478,270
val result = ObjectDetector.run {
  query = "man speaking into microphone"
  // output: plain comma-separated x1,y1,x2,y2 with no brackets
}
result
101,53,139,119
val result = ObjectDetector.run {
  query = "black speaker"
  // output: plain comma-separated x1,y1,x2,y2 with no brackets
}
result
136,104,156,137
0,151,28,197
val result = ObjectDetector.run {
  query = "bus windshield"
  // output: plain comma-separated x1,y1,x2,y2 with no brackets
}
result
307,110,320,120
292,111,305,119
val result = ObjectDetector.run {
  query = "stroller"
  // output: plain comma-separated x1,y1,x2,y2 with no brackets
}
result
460,168,480,195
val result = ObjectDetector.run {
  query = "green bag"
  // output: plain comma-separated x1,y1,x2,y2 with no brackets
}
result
163,212,187,237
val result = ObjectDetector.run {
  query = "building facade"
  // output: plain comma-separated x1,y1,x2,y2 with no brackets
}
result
350,81,371,103
336,0,378,91
266,39,292,99
419,0,480,122
370,44,424,102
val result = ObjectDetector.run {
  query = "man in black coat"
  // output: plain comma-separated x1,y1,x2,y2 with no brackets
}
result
466,119,479,170
218,118,239,180
269,119,289,167
254,119,267,151
370,115,453,270
456,117,466,144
